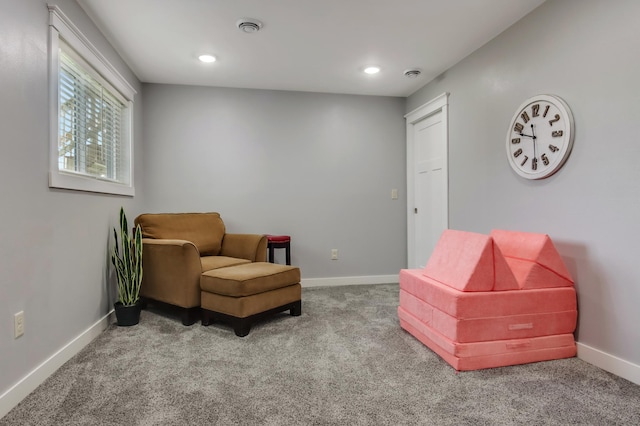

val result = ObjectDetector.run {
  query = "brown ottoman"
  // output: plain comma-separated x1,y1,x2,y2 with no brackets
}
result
200,262,301,337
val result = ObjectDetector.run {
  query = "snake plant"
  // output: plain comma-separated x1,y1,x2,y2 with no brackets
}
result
111,207,143,306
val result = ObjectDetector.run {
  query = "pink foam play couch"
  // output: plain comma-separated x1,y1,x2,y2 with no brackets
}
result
398,229,577,371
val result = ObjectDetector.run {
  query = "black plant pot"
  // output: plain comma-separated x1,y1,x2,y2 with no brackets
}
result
114,302,141,326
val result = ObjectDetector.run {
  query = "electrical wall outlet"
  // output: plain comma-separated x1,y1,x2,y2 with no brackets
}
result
391,189,398,200
331,249,338,260
14,311,24,338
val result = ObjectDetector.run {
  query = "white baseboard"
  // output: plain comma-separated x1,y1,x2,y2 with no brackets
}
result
0,311,114,419
577,342,640,386
301,274,399,288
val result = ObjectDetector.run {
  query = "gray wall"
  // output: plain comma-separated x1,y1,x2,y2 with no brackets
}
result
0,0,143,398
408,0,640,365
142,85,407,278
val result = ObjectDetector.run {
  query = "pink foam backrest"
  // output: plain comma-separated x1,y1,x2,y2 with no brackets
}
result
422,230,519,292
490,230,574,289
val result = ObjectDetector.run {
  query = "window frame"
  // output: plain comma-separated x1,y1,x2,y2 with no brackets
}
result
48,5,136,196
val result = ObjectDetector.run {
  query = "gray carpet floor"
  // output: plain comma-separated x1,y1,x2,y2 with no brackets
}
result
2,284,640,425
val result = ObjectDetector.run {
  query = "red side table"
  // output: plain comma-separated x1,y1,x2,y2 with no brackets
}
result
266,235,291,265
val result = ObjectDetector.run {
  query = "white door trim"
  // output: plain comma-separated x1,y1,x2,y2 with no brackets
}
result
405,92,449,268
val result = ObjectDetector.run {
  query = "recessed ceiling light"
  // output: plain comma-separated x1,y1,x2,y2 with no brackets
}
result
364,66,381,75
237,18,263,33
198,54,217,63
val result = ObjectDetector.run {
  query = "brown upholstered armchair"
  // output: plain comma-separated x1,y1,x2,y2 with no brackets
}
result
134,212,267,325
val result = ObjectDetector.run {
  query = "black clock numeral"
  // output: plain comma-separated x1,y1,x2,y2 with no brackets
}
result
541,153,549,166
511,138,521,144
552,130,563,137
549,144,559,152
549,114,561,126
532,157,538,171
543,105,550,118
520,155,529,166
521,111,530,124
532,104,540,117
513,148,523,158
514,123,524,133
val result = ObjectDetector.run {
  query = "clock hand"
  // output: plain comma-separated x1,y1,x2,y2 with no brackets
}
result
519,132,535,138
531,124,537,160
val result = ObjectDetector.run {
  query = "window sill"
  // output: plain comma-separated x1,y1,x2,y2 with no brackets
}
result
49,171,134,196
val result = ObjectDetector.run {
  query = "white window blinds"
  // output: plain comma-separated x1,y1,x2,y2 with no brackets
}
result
58,45,126,182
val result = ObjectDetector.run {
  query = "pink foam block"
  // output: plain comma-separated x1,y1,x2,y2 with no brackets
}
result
399,229,577,370
422,230,519,292
400,269,577,319
490,229,573,285
398,306,576,371
506,257,574,289
399,289,577,343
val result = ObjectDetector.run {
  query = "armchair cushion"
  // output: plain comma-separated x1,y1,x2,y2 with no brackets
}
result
201,256,251,271
135,212,225,256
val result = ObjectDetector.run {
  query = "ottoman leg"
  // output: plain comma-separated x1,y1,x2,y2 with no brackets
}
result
202,309,251,337
290,300,302,316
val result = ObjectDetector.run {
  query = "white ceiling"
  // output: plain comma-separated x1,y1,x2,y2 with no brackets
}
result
77,0,545,97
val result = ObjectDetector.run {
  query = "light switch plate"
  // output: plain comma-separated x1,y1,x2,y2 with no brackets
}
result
14,311,24,338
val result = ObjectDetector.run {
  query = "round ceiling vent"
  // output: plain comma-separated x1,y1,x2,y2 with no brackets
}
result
404,69,422,78
237,18,263,33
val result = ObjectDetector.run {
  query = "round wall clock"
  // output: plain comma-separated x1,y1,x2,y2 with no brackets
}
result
506,94,574,180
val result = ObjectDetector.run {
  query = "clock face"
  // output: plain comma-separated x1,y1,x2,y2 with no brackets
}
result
506,94,574,180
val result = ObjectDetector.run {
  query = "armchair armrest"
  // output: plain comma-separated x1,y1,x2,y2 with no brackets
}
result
220,234,268,262
140,239,202,308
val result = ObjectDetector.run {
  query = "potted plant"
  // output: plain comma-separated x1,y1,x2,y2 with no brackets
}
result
111,207,143,326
